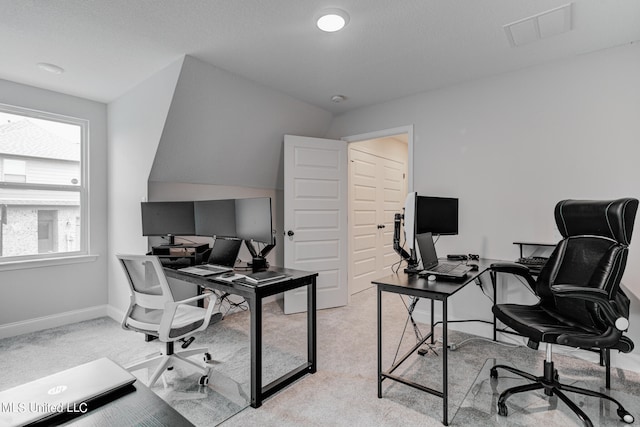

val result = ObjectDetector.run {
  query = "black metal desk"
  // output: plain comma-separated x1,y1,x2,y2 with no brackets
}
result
373,259,497,426
164,266,318,408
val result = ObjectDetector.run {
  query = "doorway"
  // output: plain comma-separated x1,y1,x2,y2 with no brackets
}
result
283,127,412,312
347,132,410,296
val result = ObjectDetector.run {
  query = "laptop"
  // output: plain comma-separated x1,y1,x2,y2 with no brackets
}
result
179,238,242,276
416,232,471,280
0,357,136,426
207,238,242,267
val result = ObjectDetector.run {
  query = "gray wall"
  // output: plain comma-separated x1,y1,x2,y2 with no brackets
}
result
150,56,333,190
326,42,640,370
0,79,107,334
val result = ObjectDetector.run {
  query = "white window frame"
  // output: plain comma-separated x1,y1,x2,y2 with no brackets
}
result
0,103,90,265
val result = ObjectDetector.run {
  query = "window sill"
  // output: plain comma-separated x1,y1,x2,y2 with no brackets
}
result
0,255,99,272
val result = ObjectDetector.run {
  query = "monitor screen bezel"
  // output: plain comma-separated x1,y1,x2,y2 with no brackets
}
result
140,201,196,237
194,199,237,238
234,197,274,245
415,195,459,236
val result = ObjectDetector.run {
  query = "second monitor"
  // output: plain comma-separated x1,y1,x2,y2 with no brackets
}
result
194,197,275,271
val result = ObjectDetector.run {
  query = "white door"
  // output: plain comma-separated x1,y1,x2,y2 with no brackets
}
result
349,148,406,294
284,135,348,314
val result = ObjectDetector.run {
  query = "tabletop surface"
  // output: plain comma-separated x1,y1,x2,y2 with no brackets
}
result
372,258,499,298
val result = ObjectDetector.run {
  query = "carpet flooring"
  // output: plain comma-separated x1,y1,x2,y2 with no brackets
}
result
2,285,639,426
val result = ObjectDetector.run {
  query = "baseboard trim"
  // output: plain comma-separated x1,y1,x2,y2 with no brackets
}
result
0,305,108,339
106,305,125,324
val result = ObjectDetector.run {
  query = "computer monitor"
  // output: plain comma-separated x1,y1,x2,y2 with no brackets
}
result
235,197,275,271
194,199,237,238
235,197,274,245
404,192,417,251
141,201,195,244
415,196,459,236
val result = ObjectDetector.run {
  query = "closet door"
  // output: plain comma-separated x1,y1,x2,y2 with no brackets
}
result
349,148,405,295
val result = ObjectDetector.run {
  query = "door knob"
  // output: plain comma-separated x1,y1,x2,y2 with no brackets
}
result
377,224,386,229
287,230,295,237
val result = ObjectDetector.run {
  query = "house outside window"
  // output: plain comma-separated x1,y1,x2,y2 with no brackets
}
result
0,104,88,261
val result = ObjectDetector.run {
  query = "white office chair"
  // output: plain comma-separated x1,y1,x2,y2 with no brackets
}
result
117,254,216,387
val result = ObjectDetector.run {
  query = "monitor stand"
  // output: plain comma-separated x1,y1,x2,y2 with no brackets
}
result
244,238,276,272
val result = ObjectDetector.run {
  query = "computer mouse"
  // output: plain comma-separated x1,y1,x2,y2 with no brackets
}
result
427,275,436,282
468,263,479,271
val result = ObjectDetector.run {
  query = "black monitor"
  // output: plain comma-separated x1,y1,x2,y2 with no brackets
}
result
141,201,196,243
415,196,459,236
235,197,275,271
194,199,237,238
235,197,274,244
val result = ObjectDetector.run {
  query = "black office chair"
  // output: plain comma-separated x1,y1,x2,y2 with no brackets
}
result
490,198,638,427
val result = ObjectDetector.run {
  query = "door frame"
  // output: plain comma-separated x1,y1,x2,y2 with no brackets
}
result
341,125,414,297
342,125,414,194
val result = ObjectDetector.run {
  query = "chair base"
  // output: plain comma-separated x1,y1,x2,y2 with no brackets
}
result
490,361,634,427
127,344,211,388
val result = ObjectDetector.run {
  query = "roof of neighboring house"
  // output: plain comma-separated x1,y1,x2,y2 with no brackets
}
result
0,119,80,161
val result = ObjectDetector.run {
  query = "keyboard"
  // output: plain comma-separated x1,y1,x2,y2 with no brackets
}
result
516,256,548,266
421,262,471,279
200,264,233,274
516,256,548,271
430,263,460,274
178,264,232,276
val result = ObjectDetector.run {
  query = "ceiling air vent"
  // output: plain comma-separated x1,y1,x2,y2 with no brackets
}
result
504,3,573,47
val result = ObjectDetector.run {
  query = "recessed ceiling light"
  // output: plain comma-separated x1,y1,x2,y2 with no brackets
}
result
316,9,350,32
331,95,347,103
37,62,65,75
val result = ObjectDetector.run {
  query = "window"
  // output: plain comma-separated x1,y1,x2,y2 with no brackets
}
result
0,103,88,262
3,159,26,183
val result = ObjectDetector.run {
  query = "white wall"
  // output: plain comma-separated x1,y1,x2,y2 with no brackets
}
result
106,58,184,320
326,42,640,370
108,56,332,319
0,79,107,336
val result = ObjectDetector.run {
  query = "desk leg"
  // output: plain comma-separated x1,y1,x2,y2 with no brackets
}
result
249,296,262,408
308,277,317,373
377,285,382,398
430,300,435,344
442,299,448,426
491,270,497,341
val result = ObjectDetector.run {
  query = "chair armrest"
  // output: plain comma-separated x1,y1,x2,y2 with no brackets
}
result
551,285,628,331
159,293,217,342
490,262,536,292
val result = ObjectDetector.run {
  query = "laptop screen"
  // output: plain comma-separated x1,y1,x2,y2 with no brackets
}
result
208,238,242,267
416,232,439,269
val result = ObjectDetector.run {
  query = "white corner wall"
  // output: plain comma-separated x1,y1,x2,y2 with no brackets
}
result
0,79,108,337
326,42,640,371
106,58,184,320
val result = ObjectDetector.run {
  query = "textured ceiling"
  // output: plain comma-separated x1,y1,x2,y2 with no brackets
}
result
1,0,639,114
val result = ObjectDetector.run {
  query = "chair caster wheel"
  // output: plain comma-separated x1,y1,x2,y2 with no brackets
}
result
204,352,212,362
199,375,209,386
618,408,634,424
490,368,498,379
167,366,173,371
497,402,508,417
